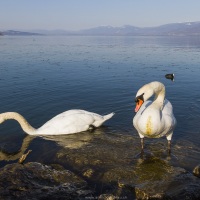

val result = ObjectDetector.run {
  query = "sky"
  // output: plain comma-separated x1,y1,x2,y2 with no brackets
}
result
1,0,200,31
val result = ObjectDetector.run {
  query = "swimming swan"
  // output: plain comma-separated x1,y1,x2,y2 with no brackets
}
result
133,81,176,153
0,109,115,135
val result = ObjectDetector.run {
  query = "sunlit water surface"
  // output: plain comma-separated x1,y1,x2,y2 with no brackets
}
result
0,36,200,192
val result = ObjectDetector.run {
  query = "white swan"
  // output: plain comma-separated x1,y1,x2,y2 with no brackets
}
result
133,81,176,153
0,109,115,135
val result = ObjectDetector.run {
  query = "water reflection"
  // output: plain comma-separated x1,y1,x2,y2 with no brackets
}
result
0,126,200,178
0,128,106,161
40,130,97,149
0,135,35,161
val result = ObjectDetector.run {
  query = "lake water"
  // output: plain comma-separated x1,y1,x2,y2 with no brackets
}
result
0,35,200,195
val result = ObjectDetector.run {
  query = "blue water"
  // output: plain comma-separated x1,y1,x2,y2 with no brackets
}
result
0,36,200,171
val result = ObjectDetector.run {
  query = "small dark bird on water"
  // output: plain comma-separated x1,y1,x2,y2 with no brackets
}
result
165,74,175,81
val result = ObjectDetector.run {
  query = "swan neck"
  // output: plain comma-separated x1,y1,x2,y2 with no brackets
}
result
152,82,165,108
0,112,36,135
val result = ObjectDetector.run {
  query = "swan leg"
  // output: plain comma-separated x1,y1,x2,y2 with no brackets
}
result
166,133,173,155
167,140,171,155
138,132,145,152
134,137,144,159
141,138,144,151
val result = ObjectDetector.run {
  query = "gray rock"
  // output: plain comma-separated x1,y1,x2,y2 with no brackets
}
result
0,162,93,200
193,164,200,178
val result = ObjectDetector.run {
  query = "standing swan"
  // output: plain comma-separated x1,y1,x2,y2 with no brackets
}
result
0,109,115,135
133,81,176,153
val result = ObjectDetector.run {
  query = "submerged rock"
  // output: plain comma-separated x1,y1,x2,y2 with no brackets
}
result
134,167,200,199
54,133,200,200
100,156,200,199
132,157,200,200
0,162,93,200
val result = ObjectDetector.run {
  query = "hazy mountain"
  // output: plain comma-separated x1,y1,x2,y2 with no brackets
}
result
76,22,200,36
2,30,43,36
1,22,200,36
25,29,76,35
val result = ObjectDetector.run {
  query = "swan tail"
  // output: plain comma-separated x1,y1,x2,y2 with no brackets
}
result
103,112,115,121
92,112,115,127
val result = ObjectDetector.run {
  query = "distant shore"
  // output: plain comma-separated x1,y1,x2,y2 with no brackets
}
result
1,21,200,36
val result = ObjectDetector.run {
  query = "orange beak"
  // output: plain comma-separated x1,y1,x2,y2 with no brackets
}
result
135,99,144,113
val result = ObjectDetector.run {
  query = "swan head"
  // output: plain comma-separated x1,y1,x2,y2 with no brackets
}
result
135,93,144,112
134,83,154,112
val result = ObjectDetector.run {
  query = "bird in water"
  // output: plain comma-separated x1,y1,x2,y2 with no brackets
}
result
0,109,114,135
165,73,175,81
133,81,176,154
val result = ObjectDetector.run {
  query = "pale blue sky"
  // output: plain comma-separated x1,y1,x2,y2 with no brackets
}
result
1,0,200,30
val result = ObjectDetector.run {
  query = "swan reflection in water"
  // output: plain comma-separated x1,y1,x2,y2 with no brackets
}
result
42,130,96,149
0,128,105,162
0,135,35,161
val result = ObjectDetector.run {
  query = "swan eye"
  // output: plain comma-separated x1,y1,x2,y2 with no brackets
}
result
135,93,144,103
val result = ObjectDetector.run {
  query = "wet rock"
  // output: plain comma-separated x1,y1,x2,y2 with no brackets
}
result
193,164,200,178
54,133,200,199
0,162,93,200
132,157,200,200
101,156,200,199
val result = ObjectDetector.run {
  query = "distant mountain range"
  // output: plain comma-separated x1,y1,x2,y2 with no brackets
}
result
1,21,200,36
0,30,42,36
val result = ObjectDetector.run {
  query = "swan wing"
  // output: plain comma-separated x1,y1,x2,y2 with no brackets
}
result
162,99,173,115
36,109,114,135
162,99,177,133
55,109,114,127
37,111,95,135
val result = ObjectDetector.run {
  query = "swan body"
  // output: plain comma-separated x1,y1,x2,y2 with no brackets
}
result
0,109,115,136
133,81,176,151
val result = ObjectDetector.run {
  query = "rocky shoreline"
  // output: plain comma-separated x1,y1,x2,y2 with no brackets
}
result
0,162,93,200
1,132,200,199
0,161,200,199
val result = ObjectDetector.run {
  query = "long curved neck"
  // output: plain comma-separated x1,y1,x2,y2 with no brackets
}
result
0,112,36,135
150,82,165,109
